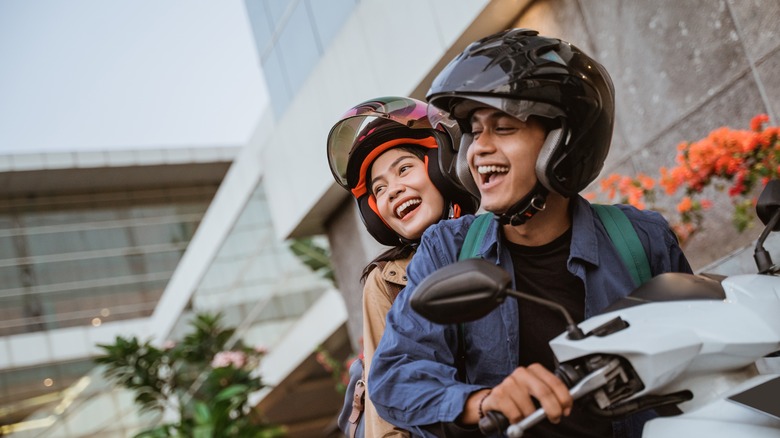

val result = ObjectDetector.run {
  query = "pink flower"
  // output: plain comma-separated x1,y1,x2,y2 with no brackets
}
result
162,340,176,350
211,351,247,369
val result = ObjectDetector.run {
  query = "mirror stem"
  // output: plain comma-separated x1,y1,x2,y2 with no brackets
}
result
755,209,780,273
506,289,586,340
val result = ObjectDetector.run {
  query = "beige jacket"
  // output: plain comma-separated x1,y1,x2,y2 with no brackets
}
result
362,257,412,438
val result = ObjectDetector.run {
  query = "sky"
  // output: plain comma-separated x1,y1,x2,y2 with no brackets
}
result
0,0,269,154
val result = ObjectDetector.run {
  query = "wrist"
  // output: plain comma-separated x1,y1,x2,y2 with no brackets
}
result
461,389,492,425
478,389,492,419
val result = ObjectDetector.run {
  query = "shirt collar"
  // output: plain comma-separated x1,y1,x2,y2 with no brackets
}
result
569,195,600,266
477,195,600,267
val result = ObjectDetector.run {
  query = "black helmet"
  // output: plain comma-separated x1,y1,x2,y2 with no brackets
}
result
426,28,615,222
326,96,478,246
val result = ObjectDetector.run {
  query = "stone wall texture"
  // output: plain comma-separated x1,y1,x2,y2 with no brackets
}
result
515,0,780,270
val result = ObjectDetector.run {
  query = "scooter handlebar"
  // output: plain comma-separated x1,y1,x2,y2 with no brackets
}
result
478,410,509,435
476,360,621,437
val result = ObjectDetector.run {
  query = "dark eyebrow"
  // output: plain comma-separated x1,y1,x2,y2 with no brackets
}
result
470,109,506,125
370,154,418,190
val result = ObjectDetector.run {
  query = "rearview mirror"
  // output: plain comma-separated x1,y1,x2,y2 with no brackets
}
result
410,258,510,324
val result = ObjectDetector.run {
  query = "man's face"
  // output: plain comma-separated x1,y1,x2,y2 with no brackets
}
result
466,108,547,214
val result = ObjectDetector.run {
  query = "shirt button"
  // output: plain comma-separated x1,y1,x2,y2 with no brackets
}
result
389,271,396,276
402,275,407,281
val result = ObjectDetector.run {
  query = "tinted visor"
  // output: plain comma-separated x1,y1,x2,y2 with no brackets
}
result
327,97,432,189
427,96,565,151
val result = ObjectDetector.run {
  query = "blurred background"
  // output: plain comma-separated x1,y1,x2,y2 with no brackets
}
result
0,0,778,436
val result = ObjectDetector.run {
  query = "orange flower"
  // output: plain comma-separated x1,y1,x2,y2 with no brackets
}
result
595,114,777,243
751,114,769,132
637,173,655,190
677,196,693,213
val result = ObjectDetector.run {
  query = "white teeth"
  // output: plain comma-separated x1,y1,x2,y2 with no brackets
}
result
478,165,509,174
396,199,421,218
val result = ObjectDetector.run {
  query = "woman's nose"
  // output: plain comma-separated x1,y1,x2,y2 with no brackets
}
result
387,182,404,200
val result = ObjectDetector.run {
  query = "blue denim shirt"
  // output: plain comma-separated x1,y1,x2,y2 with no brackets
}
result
369,196,692,438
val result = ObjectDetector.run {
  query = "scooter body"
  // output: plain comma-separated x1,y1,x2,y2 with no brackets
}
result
549,273,780,435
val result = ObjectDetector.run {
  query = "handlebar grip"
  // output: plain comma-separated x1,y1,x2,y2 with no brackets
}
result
478,410,509,435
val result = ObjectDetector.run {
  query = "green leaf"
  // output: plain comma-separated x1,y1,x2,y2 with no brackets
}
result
214,384,249,402
193,401,212,424
193,425,214,438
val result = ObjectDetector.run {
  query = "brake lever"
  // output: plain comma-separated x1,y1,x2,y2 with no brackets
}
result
506,359,622,438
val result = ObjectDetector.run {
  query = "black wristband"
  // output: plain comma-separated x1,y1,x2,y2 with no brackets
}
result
478,389,492,419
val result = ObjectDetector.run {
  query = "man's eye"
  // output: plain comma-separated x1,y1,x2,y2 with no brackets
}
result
373,185,385,196
399,164,412,174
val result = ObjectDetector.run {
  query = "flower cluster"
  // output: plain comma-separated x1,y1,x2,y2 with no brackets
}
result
315,342,362,395
315,348,347,393
589,114,779,244
211,350,249,369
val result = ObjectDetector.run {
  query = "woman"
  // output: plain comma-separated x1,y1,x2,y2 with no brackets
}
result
326,96,477,437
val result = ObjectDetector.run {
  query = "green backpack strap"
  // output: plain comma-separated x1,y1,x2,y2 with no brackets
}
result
592,204,652,287
459,213,492,261
453,213,492,383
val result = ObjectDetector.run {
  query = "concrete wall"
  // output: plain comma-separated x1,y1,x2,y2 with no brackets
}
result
513,0,780,270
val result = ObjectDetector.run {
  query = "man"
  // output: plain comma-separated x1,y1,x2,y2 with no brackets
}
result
369,29,692,438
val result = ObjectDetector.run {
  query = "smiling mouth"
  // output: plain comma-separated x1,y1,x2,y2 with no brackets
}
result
396,198,421,219
477,165,509,184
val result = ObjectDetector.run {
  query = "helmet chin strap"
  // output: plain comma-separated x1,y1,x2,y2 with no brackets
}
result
497,181,549,226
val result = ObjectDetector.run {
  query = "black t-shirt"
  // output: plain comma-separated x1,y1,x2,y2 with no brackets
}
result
505,227,613,438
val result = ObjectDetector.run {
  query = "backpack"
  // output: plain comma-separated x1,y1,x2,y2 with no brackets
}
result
337,205,649,437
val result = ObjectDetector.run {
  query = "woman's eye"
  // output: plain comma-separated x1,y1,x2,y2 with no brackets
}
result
373,185,385,196
399,164,412,174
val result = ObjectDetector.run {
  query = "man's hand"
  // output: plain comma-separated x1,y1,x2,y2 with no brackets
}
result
462,363,572,426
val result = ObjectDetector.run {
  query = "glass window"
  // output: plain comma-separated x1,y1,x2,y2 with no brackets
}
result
306,0,355,50
277,1,321,95
262,47,292,116
0,186,217,335
244,0,273,57
262,0,291,27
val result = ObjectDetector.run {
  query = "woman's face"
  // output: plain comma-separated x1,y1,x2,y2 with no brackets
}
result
369,148,445,240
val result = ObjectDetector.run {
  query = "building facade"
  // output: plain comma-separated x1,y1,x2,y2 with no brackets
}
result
3,0,780,436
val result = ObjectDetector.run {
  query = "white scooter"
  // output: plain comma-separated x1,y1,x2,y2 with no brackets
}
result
411,181,780,437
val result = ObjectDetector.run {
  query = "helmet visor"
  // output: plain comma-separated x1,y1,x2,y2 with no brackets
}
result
427,96,565,151
327,97,432,189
